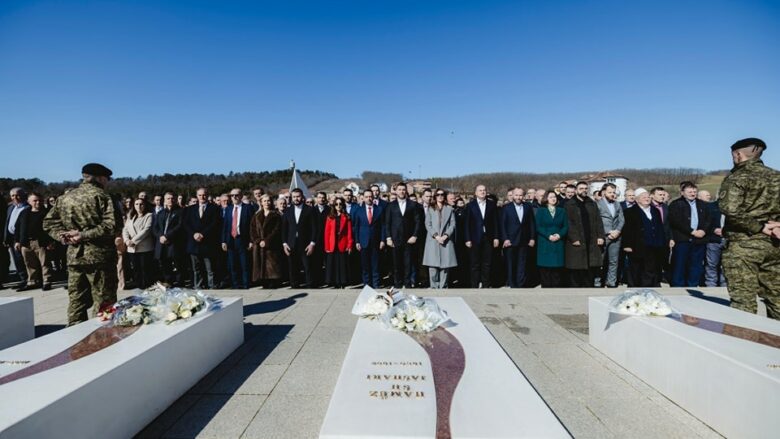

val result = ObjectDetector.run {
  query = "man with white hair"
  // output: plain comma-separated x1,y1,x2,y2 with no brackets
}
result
621,188,669,287
4,187,30,289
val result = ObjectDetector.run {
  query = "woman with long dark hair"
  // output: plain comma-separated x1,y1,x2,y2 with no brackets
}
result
423,189,457,288
535,190,569,287
323,197,354,288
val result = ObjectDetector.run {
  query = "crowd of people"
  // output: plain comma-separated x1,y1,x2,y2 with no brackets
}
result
2,179,731,294
2,138,778,326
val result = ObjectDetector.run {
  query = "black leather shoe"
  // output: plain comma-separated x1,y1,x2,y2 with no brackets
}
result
15,284,31,292
42,283,52,291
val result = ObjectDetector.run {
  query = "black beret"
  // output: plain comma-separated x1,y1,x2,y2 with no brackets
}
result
82,163,113,177
731,137,766,151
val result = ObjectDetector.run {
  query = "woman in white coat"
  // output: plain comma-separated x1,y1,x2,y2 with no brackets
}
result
122,198,155,288
423,189,457,288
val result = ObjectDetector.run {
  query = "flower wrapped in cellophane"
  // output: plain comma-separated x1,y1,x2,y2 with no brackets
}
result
382,295,450,333
105,283,221,327
351,286,395,319
609,289,675,317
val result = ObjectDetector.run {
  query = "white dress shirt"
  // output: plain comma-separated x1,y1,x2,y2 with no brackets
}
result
8,203,28,234
514,203,524,223
294,204,303,223
398,199,407,216
606,201,616,217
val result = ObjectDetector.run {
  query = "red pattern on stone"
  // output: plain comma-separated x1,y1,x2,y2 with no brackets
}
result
0,325,140,386
410,328,466,439
672,314,780,349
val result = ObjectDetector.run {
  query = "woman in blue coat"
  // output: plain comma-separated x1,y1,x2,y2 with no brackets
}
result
535,190,569,287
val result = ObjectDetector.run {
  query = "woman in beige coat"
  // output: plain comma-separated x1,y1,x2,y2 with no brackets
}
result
122,198,155,288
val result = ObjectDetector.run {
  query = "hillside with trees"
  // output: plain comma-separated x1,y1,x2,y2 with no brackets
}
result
2,167,727,200
0,170,336,199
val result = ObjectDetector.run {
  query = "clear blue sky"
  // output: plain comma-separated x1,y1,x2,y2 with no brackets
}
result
1,0,778,182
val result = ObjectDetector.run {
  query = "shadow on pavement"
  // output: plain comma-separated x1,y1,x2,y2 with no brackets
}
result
243,292,308,317
686,289,730,306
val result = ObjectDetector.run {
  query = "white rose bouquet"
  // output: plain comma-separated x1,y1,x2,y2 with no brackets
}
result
108,283,219,327
351,286,397,319
382,295,450,333
360,295,392,319
609,289,675,317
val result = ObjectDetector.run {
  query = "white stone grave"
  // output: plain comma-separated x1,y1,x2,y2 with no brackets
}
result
589,296,780,439
0,297,34,350
0,297,243,439
320,297,570,438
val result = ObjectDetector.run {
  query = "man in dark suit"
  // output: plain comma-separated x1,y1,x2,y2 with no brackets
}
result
650,187,673,284
500,188,536,288
354,189,385,288
415,188,433,287
464,185,499,288
4,188,29,289
0,198,8,289
384,182,422,289
221,189,253,289
371,184,391,286
282,188,318,288
370,184,388,210
312,191,331,287
184,188,221,289
620,188,636,211
153,192,186,286
668,181,711,287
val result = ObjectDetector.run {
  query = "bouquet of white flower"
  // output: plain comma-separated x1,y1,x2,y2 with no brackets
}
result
609,289,675,317
382,295,450,333
360,295,392,319
351,286,396,319
107,283,219,327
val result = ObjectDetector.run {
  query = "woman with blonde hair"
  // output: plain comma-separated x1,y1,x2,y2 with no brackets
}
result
122,198,155,288
250,194,283,288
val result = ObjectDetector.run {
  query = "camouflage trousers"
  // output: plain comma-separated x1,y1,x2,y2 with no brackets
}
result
722,238,780,320
67,264,118,326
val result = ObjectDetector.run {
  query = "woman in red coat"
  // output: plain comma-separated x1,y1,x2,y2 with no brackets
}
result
324,197,354,288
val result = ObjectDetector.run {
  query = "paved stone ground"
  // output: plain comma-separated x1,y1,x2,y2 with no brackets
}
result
3,284,750,439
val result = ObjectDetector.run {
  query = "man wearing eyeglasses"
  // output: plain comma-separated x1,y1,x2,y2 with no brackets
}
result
4,187,30,289
221,189,254,289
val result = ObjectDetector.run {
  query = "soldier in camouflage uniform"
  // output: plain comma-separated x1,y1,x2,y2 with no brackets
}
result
719,138,780,320
43,163,119,326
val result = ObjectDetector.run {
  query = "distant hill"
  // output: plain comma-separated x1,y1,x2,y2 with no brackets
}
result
0,169,337,199
2,167,729,200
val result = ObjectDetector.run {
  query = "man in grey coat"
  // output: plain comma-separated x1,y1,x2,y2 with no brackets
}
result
596,183,624,288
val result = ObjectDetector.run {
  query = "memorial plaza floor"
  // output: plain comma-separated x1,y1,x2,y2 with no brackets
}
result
3,283,752,439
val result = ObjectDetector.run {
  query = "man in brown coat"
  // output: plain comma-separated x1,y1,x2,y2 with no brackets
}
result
564,181,605,287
